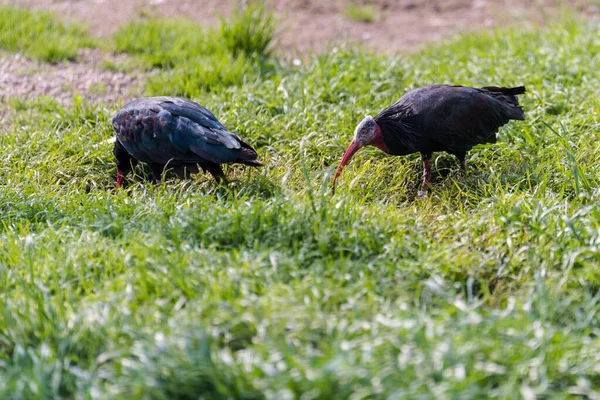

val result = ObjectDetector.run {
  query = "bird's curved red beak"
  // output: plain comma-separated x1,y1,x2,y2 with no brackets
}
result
332,140,361,190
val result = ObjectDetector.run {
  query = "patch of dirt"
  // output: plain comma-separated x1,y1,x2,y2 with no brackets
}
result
0,49,146,107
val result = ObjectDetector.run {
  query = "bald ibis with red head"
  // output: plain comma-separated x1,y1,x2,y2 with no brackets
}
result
332,85,526,195
112,97,262,188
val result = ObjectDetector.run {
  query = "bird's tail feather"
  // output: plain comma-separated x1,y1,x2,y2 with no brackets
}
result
483,86,526,120
483,86,526,96
237,140,263,166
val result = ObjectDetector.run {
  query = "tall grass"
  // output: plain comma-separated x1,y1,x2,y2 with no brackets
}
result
113,4,277,97
0,6,95,62
145,53,255,97
220,1,276,57
112,19,224,68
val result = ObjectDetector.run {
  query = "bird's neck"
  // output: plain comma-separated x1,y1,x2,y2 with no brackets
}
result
374,118,419,156
370,123,390,153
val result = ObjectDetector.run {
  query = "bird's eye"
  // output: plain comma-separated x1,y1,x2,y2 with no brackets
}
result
361,129,366,135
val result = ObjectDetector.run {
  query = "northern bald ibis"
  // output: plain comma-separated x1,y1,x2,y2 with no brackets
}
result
332,85,526,195
112,97,262,188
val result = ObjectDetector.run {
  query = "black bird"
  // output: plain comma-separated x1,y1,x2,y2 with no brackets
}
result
332,85,526,195
112,97,262,188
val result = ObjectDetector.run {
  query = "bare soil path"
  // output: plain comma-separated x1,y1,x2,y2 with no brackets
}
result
0,49,144,105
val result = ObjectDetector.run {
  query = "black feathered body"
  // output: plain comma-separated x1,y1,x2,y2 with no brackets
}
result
375,85,526,159
112,97,261,181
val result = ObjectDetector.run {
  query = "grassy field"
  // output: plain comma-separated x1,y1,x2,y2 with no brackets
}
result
1,5,600,399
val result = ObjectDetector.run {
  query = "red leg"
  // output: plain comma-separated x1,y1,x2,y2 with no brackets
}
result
116,171,124,189
418,153,432,198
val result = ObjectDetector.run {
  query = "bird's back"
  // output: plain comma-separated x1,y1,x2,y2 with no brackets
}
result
112,98,180,164
376,85,526,155
112,97,261,167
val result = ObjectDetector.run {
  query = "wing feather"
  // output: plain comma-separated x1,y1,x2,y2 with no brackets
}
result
158,98,242,150
113,96,260,166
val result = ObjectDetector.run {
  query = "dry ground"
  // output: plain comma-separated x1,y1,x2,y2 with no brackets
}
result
0,50,145,105
0,0,597,108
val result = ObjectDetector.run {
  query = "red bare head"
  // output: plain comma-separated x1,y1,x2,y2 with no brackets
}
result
332,116,387,191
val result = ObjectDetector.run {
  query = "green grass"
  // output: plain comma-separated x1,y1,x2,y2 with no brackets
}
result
343,3,377,23
145,53,256,97
220,2,276,57
2,7,600,399
112,4,277,97
0,6,95,63
112,19,224,69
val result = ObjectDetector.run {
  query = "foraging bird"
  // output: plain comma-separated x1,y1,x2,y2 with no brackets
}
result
332,85,526,195
112,97,262,188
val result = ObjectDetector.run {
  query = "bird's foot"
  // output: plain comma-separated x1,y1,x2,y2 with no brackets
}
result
417,190,428,199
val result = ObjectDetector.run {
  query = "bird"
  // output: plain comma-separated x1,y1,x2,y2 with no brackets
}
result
111,97,262,188
332,85,526,195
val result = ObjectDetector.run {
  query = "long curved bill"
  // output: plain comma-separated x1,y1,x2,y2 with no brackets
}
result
332,139,360,192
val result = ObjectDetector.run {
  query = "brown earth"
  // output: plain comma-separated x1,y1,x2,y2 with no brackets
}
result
0,0,597,110
0,49,145,105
